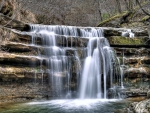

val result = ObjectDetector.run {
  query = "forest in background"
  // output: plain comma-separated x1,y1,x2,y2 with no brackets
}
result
0,0,149,26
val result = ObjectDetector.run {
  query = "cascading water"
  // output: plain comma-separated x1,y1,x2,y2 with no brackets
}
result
79,33,115,99
26,25,117,99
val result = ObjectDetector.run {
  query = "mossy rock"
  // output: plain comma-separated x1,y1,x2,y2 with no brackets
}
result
97,1,150,28
97,11,130,27
107,36,148,45
141,16,150,22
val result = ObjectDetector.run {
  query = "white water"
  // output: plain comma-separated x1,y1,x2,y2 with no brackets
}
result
122,29,135,38
121,49,125,89
0,98,130,113
116,49,125,89
27,25,117,99
79,36,115,99
27,99,119,109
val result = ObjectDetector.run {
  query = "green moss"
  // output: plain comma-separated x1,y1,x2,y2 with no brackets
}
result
97,11,129,27
141,16,150,22
102,13,109,20
117,57,123,64
97,1,150,27
108,36,146,45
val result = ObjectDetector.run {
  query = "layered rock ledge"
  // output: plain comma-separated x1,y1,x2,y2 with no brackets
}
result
0,13,150,105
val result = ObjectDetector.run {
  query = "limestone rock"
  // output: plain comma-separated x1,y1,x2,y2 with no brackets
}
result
115,48,150,57
128,99,150,113
148,25,150,38
0,53,41,66
147,90,150,99
0,0,14,17
107,36,149,47
0,13,30,31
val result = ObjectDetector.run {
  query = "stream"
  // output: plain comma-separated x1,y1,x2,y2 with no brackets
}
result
0,99,134,113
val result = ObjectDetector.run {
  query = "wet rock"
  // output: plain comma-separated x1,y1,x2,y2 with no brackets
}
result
133,30,149,37
13,30,89,47
125,89,147,97
142,58,150,65
115,48,150,57
124,67,150,78
147,90,150,99
103,29,122,36
128,99,150,113
121,57,150,66
125,58,138,65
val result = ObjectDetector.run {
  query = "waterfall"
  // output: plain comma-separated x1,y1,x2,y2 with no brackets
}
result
26,25,117,99
79,34,115,99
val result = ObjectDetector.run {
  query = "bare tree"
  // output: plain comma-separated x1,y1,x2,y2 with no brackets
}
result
123,0,134,11
136,0,150,16
97,0,103,21
115,0,122,13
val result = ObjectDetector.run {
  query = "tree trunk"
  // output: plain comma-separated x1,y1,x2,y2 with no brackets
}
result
124,0,130,11
129,0,133,11
115,0,122,13
136,0,150,16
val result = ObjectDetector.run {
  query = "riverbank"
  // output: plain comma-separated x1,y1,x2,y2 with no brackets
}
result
0,83,50,105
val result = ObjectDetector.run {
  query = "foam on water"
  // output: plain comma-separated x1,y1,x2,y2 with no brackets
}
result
27,99,119,109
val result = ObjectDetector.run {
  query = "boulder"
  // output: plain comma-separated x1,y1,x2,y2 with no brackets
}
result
128,99,150,113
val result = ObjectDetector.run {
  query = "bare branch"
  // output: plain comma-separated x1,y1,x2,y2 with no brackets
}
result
136,0,150,16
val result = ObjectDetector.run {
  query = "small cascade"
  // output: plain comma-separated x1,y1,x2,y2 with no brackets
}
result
120,49,125,89
115,49,125,89
122,29,135,38
79,37,115,99
25,25,119,99
107,48,127,99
